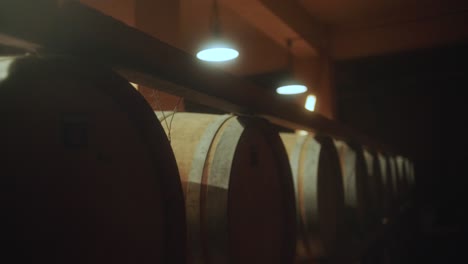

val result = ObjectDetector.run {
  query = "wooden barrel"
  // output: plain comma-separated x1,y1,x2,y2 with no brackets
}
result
0,56,186,264
280,132,346,260
395,156,408,201
334,140,373,241
409,161,416,187
402,157,412,198
404,158,416,193
377,153,396,217
388,156,399,206
156,112,296,264
363,149,385,224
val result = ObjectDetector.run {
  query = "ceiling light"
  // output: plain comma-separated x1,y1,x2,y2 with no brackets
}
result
305,94,317,111
276,84,308,95
196,0,239,62
196,42,239,62
276,39,307,95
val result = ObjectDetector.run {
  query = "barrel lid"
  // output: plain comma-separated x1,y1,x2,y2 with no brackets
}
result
227,116,296,264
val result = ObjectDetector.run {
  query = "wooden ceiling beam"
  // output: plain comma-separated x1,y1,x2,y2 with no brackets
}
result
221,0,318,57
259,0,330,53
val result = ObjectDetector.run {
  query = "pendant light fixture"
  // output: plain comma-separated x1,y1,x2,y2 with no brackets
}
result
276,38,308,95
196,0,239,62
304,94,317,111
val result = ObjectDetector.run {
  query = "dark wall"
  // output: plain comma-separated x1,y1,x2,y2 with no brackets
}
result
335,42,468,264
334,41,468,219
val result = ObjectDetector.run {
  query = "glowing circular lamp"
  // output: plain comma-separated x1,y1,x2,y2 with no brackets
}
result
196,46,239,62
276,84,308,95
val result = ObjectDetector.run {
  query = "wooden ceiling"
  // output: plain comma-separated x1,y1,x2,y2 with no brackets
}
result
3,0,467,79
52,0,460,121
299,0,467,26
78,0,468,59
231,0,468,59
